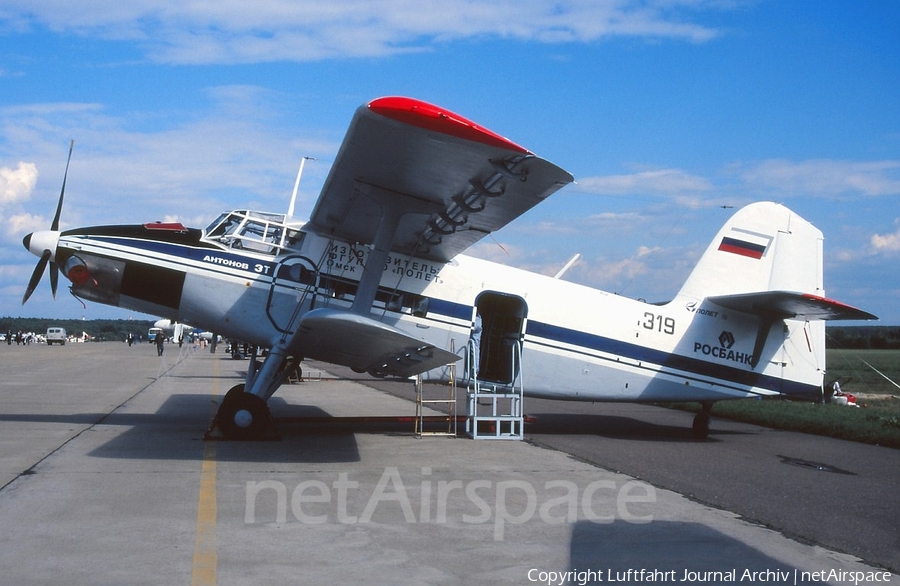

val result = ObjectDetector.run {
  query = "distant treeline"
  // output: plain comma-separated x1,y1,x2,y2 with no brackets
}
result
0,317,155,342
826,326,900,350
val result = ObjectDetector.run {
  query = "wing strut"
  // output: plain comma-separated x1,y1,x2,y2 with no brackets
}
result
350,193,401,314
348,182,436,314
749,316,778,369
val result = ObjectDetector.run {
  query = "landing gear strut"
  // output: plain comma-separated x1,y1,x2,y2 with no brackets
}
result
692,402,713,439
213,384,273,440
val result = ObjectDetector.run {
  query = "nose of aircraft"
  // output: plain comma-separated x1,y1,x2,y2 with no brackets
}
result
23,230,60,261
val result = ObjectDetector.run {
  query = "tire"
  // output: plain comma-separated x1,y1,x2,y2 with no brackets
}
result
216,384,271,440
692,411,710,439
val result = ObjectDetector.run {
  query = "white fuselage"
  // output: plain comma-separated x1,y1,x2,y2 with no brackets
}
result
56,218,824,404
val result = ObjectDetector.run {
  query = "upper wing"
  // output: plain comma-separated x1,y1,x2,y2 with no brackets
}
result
307,97,574,262
708,291,877,321
292,308,460,378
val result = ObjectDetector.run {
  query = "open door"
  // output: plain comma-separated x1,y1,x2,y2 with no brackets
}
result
472,291,527,385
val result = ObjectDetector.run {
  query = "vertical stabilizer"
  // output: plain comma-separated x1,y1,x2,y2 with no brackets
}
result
671,202,875,396
676,202,824,303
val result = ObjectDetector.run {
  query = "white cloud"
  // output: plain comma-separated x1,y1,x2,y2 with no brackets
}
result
585,210,647,228
0,161,38,204
0,92,337,226
467,240,524,265
4,212,45,237
871,221,900,253
0,161,40,242
576,168,713,196
735,159,900,198
3,0,724,64
0,263,22,278
575,159,900,203
582,246,662,284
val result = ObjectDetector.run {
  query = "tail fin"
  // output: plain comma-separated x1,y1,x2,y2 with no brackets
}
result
672,203,875,399
677,202,823,301
676,202,875,322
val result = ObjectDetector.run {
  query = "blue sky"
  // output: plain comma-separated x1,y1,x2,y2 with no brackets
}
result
1,0,898,325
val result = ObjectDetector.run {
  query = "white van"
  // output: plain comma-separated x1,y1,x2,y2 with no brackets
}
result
46,327,67,345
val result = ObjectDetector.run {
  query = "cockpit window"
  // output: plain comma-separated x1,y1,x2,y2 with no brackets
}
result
235,220,281,253
206,213,240,238
202,210,306,256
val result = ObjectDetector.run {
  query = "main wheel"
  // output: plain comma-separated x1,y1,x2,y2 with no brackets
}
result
216,384,271,440
692,410,710,439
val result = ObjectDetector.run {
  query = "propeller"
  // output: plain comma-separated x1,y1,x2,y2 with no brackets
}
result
22,140,74,305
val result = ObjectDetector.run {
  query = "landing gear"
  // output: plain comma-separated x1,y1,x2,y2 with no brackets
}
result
214,384,273,440
209,338,301,439
692,402,713,439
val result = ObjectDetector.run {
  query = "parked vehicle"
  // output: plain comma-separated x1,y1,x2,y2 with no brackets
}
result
46,327,67,345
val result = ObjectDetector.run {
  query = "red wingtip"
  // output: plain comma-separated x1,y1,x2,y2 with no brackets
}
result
368,96,529,154
800,293,878,321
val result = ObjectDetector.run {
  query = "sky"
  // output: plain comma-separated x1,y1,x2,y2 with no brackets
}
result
1,0,898,325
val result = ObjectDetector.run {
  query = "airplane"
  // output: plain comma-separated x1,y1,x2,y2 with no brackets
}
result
152,318,217,345
21,96,877,440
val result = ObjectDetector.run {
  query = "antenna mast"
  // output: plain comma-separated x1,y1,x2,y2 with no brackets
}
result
287,156,315,219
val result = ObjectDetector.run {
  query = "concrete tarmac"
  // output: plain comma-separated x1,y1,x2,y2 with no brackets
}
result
347,371,900,572
0,342,895,585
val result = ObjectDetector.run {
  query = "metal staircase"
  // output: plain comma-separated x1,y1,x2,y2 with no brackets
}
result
465,339,524,440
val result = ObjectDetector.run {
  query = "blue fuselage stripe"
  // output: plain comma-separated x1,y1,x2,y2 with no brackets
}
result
72,234,819,399
523,321,818,398
76,236,274,279
418,300,818,398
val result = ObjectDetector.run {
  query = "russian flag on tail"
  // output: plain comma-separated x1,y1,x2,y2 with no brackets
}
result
718,236,767,259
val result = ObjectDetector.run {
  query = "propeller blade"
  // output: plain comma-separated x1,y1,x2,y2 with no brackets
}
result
50,140,74,232
22,249,51,305
50,260,59,299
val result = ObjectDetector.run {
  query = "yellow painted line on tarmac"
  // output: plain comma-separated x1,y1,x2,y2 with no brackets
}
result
192,357,219,586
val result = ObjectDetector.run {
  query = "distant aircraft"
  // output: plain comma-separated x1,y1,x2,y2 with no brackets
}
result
21,96,876,439
151,318,214,344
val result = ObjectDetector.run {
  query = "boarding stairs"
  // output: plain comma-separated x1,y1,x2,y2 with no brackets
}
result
464,340,524,440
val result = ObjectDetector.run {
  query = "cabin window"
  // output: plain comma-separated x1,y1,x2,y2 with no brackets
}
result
316,274,428,316
411,296,429,317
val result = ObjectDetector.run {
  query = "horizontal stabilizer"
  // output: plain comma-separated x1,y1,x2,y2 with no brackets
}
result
708,291,877,321
293,308,460,377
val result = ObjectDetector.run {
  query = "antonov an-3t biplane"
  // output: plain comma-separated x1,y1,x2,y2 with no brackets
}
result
22,97,876,440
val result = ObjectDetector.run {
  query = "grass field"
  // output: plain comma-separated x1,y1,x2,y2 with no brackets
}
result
676,349,900,449
826,349,900,396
